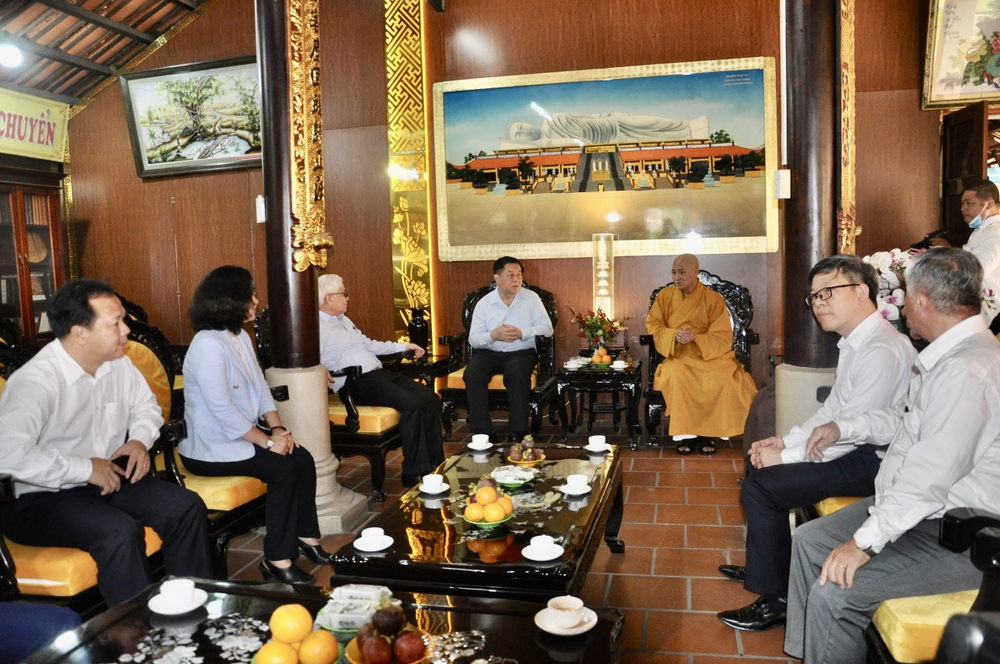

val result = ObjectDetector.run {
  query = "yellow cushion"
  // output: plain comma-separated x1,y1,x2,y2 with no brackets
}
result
125,340,171,421
872,589,977,663
5,528,162,597
446,366,537,390
173,374,184,391
0,375,5,399
328,393,400,433
814,495,863,517
154,451,266,511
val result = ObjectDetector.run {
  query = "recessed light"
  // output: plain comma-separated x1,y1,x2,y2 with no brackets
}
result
0,43,23,68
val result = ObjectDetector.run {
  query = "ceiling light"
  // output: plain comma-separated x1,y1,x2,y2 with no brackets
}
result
0,42,23,68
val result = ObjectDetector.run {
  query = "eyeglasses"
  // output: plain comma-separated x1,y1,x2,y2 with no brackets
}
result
330,291,348,298
804,284,860,307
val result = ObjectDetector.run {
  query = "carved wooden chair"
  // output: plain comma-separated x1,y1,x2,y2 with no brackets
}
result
255,306,402,502
437,282,559,441
638,270,759,445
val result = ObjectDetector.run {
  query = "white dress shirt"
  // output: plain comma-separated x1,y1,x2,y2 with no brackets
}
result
468,287,553,352
964,213,1000,321
833,315,1000,552
780,312,917,464
0,340,163,497
319,311,406,392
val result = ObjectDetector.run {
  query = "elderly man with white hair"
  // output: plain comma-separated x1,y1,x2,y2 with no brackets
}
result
318,274,444,488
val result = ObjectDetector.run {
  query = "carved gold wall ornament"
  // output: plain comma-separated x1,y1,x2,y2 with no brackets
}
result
838,0,860,255
288,0,329,271
386,0,433,340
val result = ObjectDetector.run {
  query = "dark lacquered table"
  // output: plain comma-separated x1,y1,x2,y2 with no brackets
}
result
554,363,643,450
331,445,625,602
26,576,624,664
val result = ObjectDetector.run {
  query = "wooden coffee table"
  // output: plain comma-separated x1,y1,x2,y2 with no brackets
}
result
331,444,625,602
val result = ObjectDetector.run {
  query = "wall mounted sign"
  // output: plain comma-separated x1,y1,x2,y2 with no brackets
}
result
0,87,69,162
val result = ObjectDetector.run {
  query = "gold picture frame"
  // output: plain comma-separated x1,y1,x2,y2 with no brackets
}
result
433,57,778,262
923,1,1000,109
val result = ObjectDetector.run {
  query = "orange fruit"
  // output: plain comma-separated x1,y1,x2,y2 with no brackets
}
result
597,347,608,357
464,502,485,521
475,486,498,505
269,603,314,644
484,539,507,557
498,495,514,515
255,641,299,664
479,552,498,563
466,538,485,552
298,629,339,664
483,502,506,523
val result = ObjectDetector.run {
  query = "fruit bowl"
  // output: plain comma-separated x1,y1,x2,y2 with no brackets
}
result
508,453,546,467
344,628,433,664
462,513,514,529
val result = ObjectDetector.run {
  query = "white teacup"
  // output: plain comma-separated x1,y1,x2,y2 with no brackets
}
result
159,578,195,607
566,474,589,491
547,595,584,628
471,434,490,446
612,360,626,369
531,534,555,552
587,435,607,450
360,527,384,543
422,473,444,490
564,360,580,370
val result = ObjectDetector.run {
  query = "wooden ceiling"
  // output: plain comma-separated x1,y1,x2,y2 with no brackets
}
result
0,0,205,105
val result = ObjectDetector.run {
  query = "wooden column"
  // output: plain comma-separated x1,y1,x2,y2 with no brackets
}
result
784,0,839,368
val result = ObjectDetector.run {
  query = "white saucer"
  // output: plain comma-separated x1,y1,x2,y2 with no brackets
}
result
563,365,579,371
468,441,492,451
584,444,609,454
147,588,208,616
419,482,449,495
522,544,565,562
353,535,394,552
557,483,591,496
534,606,598,636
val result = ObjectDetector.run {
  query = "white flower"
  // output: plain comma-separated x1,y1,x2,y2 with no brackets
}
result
865,252,893,271
882,270,900,289
878,300,901,321
885,288,905,306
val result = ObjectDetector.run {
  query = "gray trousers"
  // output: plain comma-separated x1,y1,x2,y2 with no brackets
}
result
784,496,982,663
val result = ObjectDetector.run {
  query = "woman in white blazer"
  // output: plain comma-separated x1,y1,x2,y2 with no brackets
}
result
180,266,331,585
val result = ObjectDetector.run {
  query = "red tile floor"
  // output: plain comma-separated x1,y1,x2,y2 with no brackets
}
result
226,420,798,663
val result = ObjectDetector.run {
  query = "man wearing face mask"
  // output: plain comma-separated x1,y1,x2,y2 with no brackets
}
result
961,179,1000,325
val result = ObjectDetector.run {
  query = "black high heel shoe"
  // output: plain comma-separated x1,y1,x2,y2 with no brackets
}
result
298,542,335,565
259,560,315,585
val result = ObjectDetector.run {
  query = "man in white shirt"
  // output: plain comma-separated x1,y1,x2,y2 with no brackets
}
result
961,179,1000,324
465,257,554,441
318,274,444,487
0,280,211,607
785,249,1000,664
717,255,917,633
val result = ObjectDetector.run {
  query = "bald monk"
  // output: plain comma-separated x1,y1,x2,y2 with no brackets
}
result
645,255,757,454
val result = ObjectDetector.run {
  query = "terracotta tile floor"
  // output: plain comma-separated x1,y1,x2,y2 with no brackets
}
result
226,420,798,663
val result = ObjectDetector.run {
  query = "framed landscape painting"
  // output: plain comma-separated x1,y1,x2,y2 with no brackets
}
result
432,57,778,262
924,0,1000,109
119,56,262,178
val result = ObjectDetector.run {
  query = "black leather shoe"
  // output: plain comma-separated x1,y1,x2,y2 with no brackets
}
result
298,542,335,565
259,560,315,585
716,596,786,632
719,564,746,582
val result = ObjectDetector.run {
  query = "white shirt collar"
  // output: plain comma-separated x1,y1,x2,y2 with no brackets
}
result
917,315,987,372
838,310,884,351
51,338,111,384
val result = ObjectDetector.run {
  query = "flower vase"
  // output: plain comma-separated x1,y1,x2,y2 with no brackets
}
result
408,307,429,350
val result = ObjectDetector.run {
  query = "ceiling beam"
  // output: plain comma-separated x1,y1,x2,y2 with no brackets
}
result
167,0,201,10
7,34,112,76
35,0,155,44
0,81,78,105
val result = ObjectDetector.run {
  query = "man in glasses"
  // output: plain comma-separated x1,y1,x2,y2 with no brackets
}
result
717,255,916,632
318,274,444,488
785,249,1000,663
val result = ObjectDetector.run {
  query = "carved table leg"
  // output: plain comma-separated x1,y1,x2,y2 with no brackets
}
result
604,479,626,553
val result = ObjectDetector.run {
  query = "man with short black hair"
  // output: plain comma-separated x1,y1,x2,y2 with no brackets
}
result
464,257,553,441
961,179,1000,323
717,255,916,632
0,279,212,607
785,249,1000,663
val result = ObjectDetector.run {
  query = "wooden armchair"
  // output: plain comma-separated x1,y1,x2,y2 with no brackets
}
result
254,306,402,502
638,270,759,445
865,508,1000,664
437,282,559,441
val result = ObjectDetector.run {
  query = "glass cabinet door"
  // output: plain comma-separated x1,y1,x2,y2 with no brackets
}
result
0,191,18,334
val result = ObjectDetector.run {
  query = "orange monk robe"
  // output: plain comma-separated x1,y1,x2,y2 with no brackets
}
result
645,281,757,437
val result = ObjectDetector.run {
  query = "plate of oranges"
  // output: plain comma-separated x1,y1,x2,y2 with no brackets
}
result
462,484,515,528
587,347,614,368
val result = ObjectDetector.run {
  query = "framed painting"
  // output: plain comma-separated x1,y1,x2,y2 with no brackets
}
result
924,0,1000,109
432,57,778,262
119,56,261,178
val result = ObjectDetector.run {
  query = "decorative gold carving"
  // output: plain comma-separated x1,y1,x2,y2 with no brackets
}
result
289,0,329,271
386,0,433,340
838,0,860,254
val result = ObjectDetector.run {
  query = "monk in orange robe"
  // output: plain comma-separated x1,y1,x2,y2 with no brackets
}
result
645,254,757,454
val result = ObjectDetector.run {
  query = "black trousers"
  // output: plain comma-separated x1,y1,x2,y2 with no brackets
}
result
741,447,881,598
463,349,537,437
4,476,211,607
350,369,445,477
182,445,320,562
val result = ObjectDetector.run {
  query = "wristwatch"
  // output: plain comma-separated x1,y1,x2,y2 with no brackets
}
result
861,546,877,558
266,439,275,449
